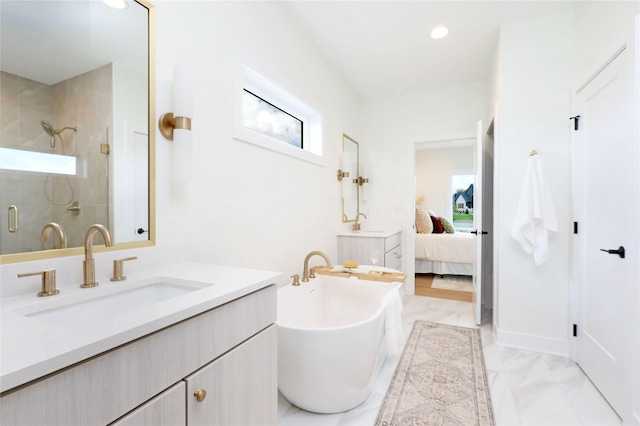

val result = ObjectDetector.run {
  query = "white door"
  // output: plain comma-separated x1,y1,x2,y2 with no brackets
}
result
472,120,484,325
574,46,637,416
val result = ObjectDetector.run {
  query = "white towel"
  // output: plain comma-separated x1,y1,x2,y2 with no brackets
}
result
510,155,558,265
383,289,404,354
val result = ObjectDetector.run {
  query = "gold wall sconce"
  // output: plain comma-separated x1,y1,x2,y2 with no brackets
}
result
337,170,350,181
158,113,191,141
158,65,193,141
354,176,369,186
158,65,193,181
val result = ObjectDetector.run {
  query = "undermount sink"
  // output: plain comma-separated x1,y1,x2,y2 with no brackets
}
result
12,277,212,328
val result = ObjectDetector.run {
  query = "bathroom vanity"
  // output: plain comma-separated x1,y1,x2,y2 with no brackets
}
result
0,264,280,426
337,231,402,270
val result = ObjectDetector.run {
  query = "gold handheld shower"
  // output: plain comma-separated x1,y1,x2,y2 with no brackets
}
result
40,120,77,150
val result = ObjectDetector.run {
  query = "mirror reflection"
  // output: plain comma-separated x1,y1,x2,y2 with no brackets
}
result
341,134,359,222
0,0,153,258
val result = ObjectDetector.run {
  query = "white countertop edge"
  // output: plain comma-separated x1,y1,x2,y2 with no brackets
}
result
1,263,282,393
336,230,401,238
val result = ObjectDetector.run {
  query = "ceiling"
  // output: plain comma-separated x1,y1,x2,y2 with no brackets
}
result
281,1,577,99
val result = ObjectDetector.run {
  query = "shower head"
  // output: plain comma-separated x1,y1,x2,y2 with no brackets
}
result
40,120,77,150
41,120,55,136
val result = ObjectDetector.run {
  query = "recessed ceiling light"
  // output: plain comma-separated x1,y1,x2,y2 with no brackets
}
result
430,26,449,39
103,0,127,9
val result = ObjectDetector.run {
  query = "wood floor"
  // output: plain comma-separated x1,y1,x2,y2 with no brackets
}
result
414,274,473,302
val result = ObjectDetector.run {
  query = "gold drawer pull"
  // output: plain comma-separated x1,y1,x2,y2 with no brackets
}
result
193,389,207,402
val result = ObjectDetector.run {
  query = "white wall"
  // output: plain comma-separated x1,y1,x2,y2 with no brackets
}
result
360,81,487,233
415,146,474,222
493,10,574,354
153,2,361,282
0,1,360,296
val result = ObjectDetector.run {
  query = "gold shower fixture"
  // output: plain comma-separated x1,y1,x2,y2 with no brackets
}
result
337,169,350,181
354,176,369,186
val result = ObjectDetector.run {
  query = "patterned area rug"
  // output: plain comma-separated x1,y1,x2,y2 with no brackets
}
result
375,321,494,426
431,275,473,292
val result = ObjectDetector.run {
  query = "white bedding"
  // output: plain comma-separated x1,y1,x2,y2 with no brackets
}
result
415,232,475,264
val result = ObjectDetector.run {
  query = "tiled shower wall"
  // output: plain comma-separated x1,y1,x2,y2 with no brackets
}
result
0,65,112,255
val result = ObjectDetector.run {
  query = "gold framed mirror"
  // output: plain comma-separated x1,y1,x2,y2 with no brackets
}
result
341,134,359,223
0,0,156,264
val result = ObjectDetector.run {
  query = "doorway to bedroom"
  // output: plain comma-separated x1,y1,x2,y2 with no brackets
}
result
408,121,494,325
413,139,476,302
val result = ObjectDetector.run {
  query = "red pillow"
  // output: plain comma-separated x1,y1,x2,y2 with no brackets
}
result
430,216,444,233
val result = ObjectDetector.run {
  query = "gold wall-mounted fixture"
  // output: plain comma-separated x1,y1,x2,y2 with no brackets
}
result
158,65,193,141
337,169,350,181
354,176,369,186
67,201,81,216
158,65,193,181
158,113,192,141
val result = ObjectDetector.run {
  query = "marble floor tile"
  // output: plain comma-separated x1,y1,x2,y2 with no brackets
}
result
276,294,621,426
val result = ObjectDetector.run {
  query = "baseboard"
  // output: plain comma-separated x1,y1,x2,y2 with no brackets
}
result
494,324,570,357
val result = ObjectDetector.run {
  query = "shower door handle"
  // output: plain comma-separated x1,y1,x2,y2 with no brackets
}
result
600,246,625,259
8,205,19,233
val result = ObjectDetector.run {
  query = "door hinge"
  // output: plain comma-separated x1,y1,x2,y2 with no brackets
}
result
569,115,580,130
573,222,578,234
573,324,578,337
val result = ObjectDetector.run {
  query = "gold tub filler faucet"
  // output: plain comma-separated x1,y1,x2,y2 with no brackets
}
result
302,251,332,282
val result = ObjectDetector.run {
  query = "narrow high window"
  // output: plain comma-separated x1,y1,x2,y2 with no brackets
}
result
242,89,303,149
233,56,323,165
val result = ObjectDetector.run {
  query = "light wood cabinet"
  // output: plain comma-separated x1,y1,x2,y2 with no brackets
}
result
337,231,402,270
0,286,277,426
111,383,186,426
185,325,277,426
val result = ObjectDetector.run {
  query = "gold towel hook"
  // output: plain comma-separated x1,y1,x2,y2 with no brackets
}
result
529,150,538,157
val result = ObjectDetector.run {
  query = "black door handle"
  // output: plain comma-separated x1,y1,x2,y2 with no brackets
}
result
600,246,625,259
137,228,148,235
470,230,488,235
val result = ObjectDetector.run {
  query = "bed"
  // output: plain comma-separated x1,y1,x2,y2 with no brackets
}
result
415,231,475,276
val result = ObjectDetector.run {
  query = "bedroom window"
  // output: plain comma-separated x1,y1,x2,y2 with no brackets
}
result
451,174,474,229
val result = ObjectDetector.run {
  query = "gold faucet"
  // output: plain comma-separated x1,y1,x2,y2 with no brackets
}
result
302,251,332,282
352,212,367,232
41,222,67,249
18,269,59,297
81,224,113,288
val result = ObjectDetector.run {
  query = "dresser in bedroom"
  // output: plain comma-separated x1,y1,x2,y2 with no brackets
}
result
337,231,402,270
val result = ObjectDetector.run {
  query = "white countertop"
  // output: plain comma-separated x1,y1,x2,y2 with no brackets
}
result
337,230,401,238
0,263,282,393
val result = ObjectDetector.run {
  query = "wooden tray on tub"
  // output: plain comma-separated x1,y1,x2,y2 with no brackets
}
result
313,265,406,283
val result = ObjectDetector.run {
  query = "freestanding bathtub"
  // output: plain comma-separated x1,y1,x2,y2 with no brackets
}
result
277,273,402,414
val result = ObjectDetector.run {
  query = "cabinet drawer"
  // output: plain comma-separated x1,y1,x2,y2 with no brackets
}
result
110,382,186,426
384,232,401,252
385,245,402,270
185,325,277,426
